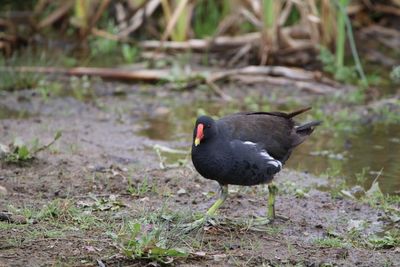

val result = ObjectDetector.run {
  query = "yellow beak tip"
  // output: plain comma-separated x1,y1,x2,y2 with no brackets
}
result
194,138,200,146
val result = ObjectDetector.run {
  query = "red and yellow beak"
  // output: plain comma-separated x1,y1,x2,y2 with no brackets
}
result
194,123,204,146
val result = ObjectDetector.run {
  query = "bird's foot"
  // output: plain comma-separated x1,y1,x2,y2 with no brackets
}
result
249,216,273,227
241,216,272,231
180,216,218,233
253,216,272,224
181,217,205,232
243,215,288,231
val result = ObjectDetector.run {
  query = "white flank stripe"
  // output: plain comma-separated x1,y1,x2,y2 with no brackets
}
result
243,141,256,147
260,151,273,160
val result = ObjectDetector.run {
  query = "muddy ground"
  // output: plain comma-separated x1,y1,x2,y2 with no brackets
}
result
0,81,399,267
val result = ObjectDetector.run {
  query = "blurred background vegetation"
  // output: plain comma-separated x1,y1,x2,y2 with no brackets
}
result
0,0,399,88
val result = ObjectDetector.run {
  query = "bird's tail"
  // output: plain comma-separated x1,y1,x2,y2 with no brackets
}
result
290,120,322,148
287,107,312,118
295,121,322,133
295,120,323,136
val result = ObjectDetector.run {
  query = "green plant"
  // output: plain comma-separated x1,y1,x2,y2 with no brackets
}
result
70,75,95,101
161,0,191,42
78,194,126,212
390,65,400,83
1,131,62,163
37,79,63,101
335,0,348,72
0,52,49,91
88,22,119,57
193,0,228,38
319,46,357,84
367,229,400,249
117,212,188,263
37,199,73,221
280,181,310,198
121,44,139,63
362,179,400,223
314,237,348,248
355,167,371,184
128,178,156,197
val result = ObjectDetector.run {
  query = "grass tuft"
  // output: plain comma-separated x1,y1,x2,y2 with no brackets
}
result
116,208,191,263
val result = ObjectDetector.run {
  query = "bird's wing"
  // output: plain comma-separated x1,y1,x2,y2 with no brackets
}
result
218,113,301,161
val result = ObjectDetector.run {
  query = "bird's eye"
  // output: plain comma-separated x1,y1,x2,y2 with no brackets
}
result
207,124,211,128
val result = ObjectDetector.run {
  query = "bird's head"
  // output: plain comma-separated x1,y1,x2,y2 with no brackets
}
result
193,115,216,146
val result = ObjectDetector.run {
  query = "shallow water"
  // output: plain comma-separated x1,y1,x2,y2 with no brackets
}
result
287,123,400,194
138,106,400,195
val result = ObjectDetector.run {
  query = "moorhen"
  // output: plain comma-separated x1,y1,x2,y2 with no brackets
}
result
190,107,321,226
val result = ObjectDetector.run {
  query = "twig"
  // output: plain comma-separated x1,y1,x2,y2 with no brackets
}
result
361,25,400,38
208,65,319,83
373,3,400,16
232,75,336,94
205,80,233,101
91,27,123,41
227,43,253,67
153,144,188,154
90,0,112,30
1,65,338,97
140,33,261,51
33,131,62,154
1,237,115,250
0,66,170,81
77,0,113,40
37,1,73,29
161,0,189,42
118,0,161,38
25,237,113,244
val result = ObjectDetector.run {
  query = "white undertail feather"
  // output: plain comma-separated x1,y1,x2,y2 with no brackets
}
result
242,141,282,169
260,150,282,169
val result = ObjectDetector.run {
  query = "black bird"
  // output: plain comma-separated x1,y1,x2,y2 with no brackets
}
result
191,107,321,225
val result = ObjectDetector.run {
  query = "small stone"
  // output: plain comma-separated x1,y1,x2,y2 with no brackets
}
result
177,188,187,196
0,185,7,196
347,219,365,231
0,143,10,158
193,251,206,257
213,254,227,262
154,106,170,116
139,197,149,202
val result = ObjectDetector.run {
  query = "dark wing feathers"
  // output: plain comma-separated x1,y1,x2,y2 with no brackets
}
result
245,107,312,119
218,107,318,162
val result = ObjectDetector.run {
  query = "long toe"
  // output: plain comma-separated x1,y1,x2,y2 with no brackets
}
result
181,217,209,233
252,216,272,225
274,214,289,221
238,216,272,231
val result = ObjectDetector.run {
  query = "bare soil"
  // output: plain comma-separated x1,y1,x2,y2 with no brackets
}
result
0,82,398,266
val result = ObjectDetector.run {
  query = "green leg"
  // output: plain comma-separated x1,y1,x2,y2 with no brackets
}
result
206,184,228,216
249,183,278,228
268,183,278,219
182,184,228,232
